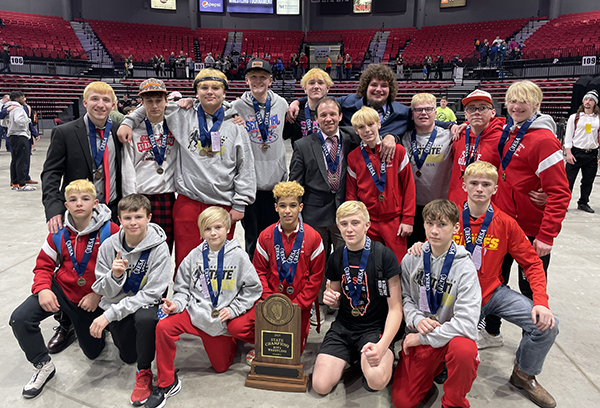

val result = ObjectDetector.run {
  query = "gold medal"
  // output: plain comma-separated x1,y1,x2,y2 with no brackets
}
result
286,286,294,295
416,170,422,178
351,307,361,317
211,308,220,318
157,167,164,175
94,170,103,180
502,172,506,181
77,277,86,286
261,143,269,151
430,315,438,321
378,193,385,202
199,149,207,157
278,283,284,292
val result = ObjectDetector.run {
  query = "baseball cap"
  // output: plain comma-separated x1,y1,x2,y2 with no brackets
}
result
167,91,183,101
244,58,272,75
138,78,167,95
462,90,493,107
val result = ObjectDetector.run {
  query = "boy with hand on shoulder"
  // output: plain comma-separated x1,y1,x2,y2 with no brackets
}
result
346,106,415,257
91,194,171,406
146,206,261,408
312,201,402,395
10,179,119,399
391,199,481,408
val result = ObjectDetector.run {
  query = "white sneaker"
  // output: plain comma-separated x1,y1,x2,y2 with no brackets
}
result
17,185,36,192
310,305,325,326
23,360,56,399
477,329,504,350
246,348,255,366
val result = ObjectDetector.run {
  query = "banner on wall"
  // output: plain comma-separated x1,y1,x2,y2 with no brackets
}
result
227,0,274,14
277,0,300,15
353,0,371,13
440,0,466,8
200,0,224,12
151,0,177,10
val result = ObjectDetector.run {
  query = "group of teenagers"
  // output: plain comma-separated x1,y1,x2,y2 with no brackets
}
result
9,59,572,408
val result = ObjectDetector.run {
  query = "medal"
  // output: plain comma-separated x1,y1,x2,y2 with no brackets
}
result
262,143,269,151
95,169,103,180
88,117,112,180
199,149,207,157
144,118,169,168
416,170,422,177
502,172,506,181
286,286,294,295
330,174,338,184
274,221,305,294
343,237,371,318
123,249,152,294
251,95,272,148
197,106,224,153
157,167,164,175
77,277,86,286
211,308,220,318
422,241,457,316
360,142,387,200
278,283,284,292
202,242,226,318
64,230,99,288
410,128,437,180
378,193,385,202
207,151,214,157
351,307,361,317
317,131,341,176
430,315,438,321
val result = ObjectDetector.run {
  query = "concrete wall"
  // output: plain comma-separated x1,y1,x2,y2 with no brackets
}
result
0,0,64,17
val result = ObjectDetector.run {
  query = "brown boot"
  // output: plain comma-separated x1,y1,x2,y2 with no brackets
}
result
509,364,556,408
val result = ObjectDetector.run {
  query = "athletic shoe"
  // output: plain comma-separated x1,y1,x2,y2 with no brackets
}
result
246,348,256,366
10,183,18,190
476,329,504,350
22,360,56,399
310,305,325,326
17,185,36,192
131,368,153,406
144,369,181,408
26,179,38,184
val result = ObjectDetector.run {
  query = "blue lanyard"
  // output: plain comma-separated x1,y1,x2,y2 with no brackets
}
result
202,242,226,309
273,221,305,285
304,103,314,135
122,249,152,294
342,237,371,308
317,130,341,174
63,230,98,277
251,95,271,144
462,202,494,255
88,117,112,169
410,127,437,171
498,114,537,173
359,142,386,194
423,241,456,315
143,118,170,166
464,125,483,167
197,106,224,148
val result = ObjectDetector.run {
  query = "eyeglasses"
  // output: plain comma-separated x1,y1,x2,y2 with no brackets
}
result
465,106,493,114
413,107,435,114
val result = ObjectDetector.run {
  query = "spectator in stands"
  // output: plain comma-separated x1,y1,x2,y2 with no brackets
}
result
168,52,176,77
474,38,481,53
336,54,343,80
396,54,404,79
152,54,160,77
436,97,456,123
0,93,10,151
187,55,194,79
435,54,444,79
325,55,331,75
276,57,284,80
1,44,11,73
159,55,165,76
344,54,352,80
489,43,498,68
479,39,489,67
564,90,600,213
364,48,372,64
118,94,134,114
509,38,519,53
176,51,186,69
498,40,507,68
290,53,299,79
6,91,34,192
299,52,308,78
124,55,133,79
492,35,502,46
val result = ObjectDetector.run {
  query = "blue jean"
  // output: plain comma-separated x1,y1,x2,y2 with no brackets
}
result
481,285,558,376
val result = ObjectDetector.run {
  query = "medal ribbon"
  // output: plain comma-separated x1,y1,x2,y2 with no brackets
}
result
63,230,98,278
317,130,342,174
342,236,371,308
88,117,112,169
410,127,437,171
202,241,226,309
143,118,170,166
273,221,305,285
498,114,537,173
251,95,271,144
197,106,224,148
304,104,314,135
422,241,456,315
462,202,494,256
123,249,152,294
360,142,386,194
464,125,483,167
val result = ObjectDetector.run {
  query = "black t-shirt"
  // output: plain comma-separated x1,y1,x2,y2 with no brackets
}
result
326,241,401,332
283,100,316,147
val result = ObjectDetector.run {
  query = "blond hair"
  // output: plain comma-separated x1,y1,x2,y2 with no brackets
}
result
194,68,228,92
464,161,498,184
505,80,543,112
83,81,117,103
300,68,334,89
273,181,304,201
351,106,380,130
336,201,370,224
198,206,231,236
411,93,436,108
64,179,96,200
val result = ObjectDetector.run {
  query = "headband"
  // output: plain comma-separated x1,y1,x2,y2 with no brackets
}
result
192,76,229,91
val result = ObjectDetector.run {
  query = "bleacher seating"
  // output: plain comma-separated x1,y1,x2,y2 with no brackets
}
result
383,27,417,63
240,30,302,62
306,29,378,67
0,10,86,60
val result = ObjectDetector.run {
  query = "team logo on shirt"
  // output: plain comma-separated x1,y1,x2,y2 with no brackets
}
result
413,268,455,306
453,232,499,250
341,272,371,316
191,263,237,291
245,114,281,147
136,132,175,162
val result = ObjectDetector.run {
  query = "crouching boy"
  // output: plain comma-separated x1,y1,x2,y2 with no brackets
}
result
91,194,171,406
392,199,481,408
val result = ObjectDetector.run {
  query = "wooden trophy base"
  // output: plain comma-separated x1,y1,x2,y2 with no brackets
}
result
245,360,308,392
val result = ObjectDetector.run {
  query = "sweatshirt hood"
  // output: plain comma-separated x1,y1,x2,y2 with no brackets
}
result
422,241,471,261
239,90,282,109
64,203,112,236
511,113,556,134
193,99,238,120
116,222,167,253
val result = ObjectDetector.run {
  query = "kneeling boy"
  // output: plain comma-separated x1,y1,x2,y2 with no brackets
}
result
91,194,171,406
10,179,119,398
146,206,262,408
312,201,402,394
392,199,481,408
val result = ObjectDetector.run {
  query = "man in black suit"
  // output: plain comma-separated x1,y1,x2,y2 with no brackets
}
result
40,81,123,354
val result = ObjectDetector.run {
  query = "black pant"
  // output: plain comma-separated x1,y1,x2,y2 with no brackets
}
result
241,189,279,261
10,282,105,365
566,147,598,205
108,305,158,370
485,235,550,335
8,134,29,186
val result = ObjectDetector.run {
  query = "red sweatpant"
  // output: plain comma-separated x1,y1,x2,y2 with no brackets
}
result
227,304,311,353
391,337,479,408
155,310,237,387
173,194,235,275
368,217,408,259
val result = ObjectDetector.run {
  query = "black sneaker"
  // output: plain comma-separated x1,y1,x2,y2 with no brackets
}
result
578,203,595,213
22,360,56,399
145,369,181,408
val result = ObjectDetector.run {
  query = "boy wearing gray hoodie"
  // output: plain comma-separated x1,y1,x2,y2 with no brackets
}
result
91,194,171,406
392,199,481,408
146,206,261,408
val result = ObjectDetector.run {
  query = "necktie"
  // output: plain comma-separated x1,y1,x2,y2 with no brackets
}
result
328,135,339,191
99,129,111,203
